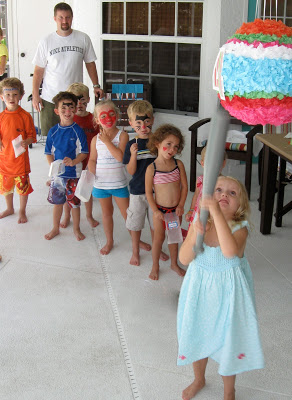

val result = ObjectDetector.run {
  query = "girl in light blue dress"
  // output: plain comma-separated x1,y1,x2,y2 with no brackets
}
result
177,176,264,400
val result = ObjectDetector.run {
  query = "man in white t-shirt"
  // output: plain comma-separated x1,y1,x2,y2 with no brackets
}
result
32,2,104,136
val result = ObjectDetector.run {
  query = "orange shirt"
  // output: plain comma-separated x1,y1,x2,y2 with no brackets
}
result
0,107,37,177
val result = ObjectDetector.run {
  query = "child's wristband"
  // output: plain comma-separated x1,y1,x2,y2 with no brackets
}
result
188,208,194,213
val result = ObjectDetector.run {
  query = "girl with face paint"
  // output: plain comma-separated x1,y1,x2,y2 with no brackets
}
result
145,124,188,280
88,100,151,255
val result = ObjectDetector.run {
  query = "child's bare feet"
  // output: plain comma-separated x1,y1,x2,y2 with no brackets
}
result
160,251,169,261
130,253,140,266
87,215,99,228
182,379,206,400
171,264,186,277
224,389,235,400
74,229,86,241
149,265,159,280
139,240,151,251
45,228,60,240
0,208,14,219
100,241,114,255
18,211,28,224
60,217,70,228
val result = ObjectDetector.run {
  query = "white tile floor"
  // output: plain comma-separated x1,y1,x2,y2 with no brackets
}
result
0,140,291,400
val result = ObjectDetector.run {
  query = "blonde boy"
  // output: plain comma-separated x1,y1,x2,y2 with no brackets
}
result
123,100,168,266
0,78,36,223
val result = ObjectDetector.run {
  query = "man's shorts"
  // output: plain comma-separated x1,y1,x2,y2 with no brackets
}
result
92,186,129,199
126,194,154,231
40,99,60,137
48,177,81,208
0,174,33,196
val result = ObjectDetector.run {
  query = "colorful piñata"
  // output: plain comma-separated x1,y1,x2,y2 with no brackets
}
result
215,19,292,126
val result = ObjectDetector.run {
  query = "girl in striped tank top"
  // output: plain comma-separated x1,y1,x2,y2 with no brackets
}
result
145,124,188,280
88,100,130,255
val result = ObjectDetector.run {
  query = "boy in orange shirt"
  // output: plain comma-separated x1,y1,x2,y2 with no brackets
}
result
0,78,36,223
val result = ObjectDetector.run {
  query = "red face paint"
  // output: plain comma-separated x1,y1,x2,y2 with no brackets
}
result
99,109,117,127
163,147,167,151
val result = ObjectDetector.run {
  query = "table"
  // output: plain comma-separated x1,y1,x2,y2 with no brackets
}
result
256,133,292,234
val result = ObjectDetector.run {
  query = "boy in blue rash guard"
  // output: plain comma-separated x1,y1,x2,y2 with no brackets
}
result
44,91,88,241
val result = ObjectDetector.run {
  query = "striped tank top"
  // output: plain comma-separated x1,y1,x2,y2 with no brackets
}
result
153,159,180,184
94,130,128,189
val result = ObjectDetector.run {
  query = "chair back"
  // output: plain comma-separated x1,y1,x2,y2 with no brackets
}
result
103,81,151,127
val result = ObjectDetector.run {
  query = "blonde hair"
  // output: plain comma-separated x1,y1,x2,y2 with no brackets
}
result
218,176,250,226
127,100,153,121
147,124,185,156
67,82,89,98
0,77,24,96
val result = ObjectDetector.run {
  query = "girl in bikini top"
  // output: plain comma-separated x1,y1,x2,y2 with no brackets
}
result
153,158,181,184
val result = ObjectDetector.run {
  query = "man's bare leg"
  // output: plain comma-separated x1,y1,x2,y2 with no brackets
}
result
182,358,208,400
0,193,14,219
45,204,63,240
85,196,99,228
60,202,71,228
72,207,85,241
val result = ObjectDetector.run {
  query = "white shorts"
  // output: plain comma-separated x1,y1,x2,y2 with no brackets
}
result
126,194,154,231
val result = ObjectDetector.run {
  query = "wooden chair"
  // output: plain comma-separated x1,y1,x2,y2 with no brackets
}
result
189,117,263,198
103,80,151,127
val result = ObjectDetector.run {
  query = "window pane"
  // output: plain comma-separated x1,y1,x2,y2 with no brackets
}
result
126,2,148,34
127,42,149,73
177,79,199,113
152,43,175,75
151,77,174,109
151,2,175,35
178,3,203,37
178,44,200,77
286,18,292,27
261,0,284,16
104,73,125,87
104,41,125,72
103,2,124,34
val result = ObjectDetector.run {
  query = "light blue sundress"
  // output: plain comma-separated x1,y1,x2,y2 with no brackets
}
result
177,221,265,376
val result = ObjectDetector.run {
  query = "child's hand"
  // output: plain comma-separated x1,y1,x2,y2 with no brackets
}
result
192,213,205,235
154,210,164,221
176,205,184,217
98,130,110,144
63,157,74,167
130,143,138,156
21,139,29,148
201,196,220,217
185,210,193,222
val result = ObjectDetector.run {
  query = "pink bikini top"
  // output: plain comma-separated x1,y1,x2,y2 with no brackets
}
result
153,159,180,184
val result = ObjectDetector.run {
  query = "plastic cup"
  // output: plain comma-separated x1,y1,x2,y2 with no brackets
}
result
49,160,65,177
164,212,183,244
75,170,95,202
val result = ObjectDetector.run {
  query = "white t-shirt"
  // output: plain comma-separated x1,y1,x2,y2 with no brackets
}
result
32,30,97,103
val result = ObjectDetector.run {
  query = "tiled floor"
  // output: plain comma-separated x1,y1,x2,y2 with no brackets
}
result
0,140,291,400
